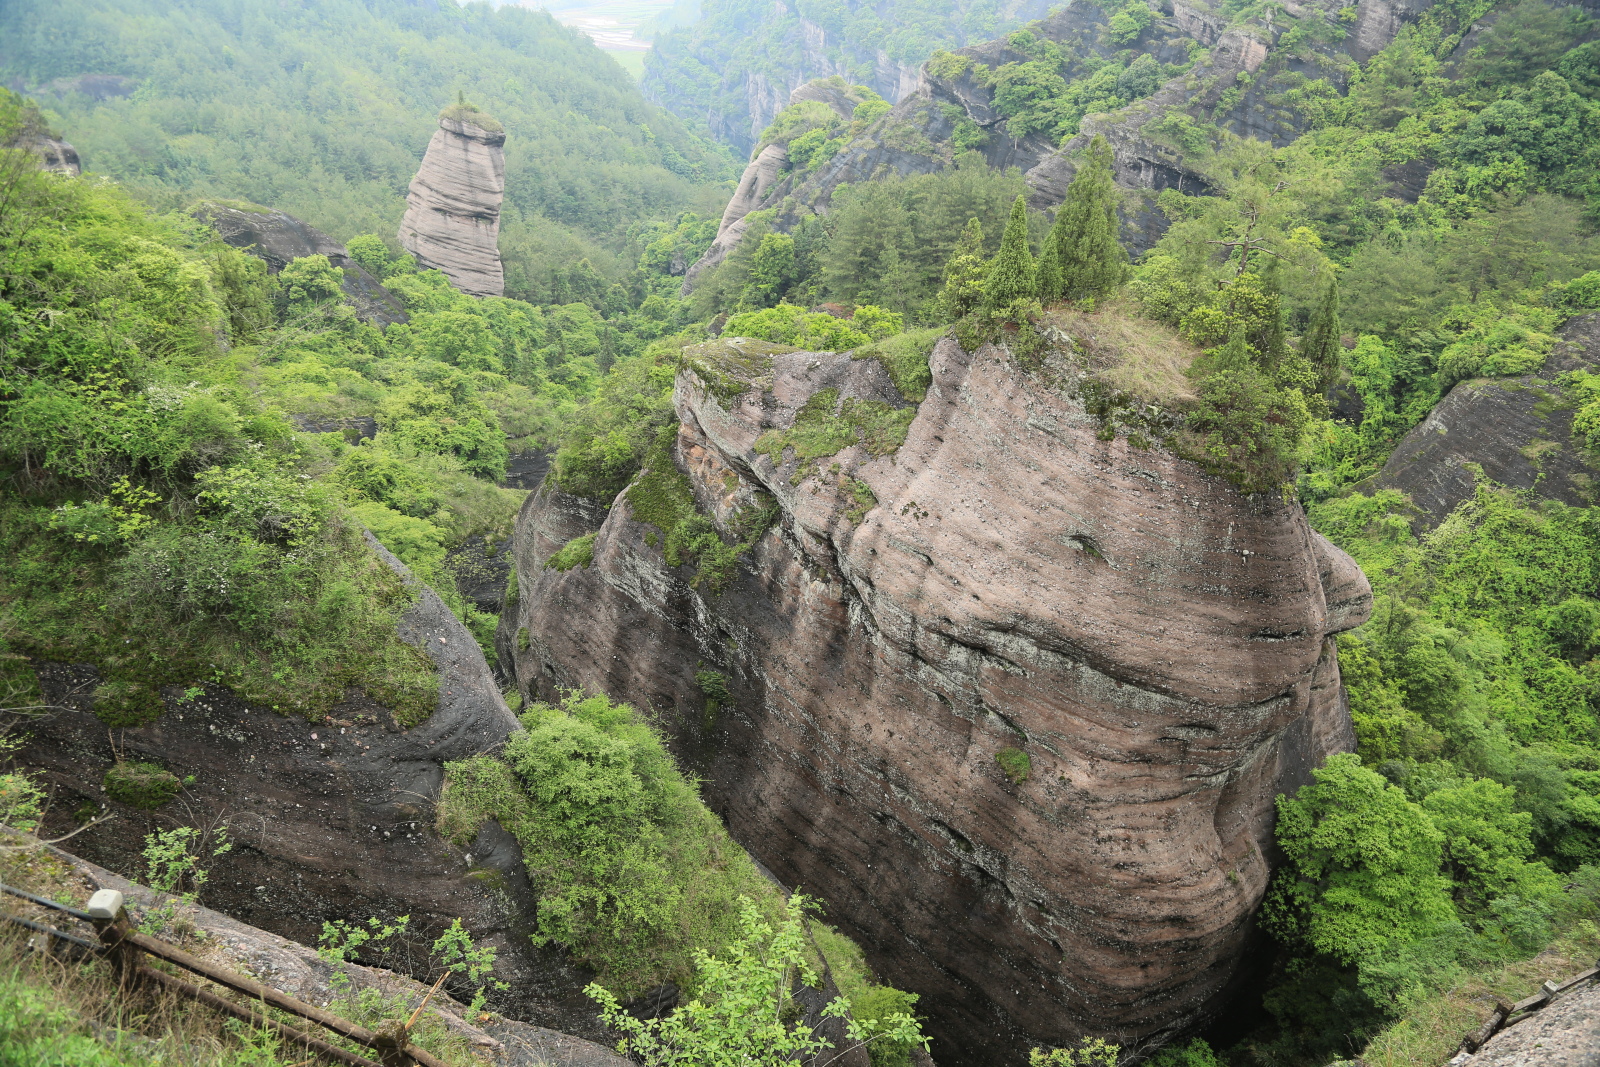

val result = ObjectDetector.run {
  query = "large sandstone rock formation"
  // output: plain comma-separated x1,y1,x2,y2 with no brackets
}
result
20,536,607,1043
194,201,409,326
399,107,507,298
1366,312,1600,530
500,335,1373,1064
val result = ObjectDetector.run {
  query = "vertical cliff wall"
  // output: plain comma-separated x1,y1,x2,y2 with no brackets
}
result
501,336,1373,1063
399,108,506,298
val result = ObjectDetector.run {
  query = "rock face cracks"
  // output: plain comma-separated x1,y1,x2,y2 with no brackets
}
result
399,114,506,298
502,337,1372,1064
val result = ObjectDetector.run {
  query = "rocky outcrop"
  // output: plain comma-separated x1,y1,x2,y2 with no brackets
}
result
399,109,506,299
681,142,790,289
501,335,1372,1064
36,847,625,1067
19,536,607,1043
642,0,1055,156
194,201,409,326
2,94,80,175
1367,313,1600,530
1454,980,1600,1067
685,0,1440,279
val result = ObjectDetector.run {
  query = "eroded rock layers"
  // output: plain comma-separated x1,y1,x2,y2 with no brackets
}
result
502,337,1373,1063
399,114,506,298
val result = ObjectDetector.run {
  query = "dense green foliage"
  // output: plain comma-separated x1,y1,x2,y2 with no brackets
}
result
0,148,455,722
437,692,776,995
588,894,926,1067
1047,136,1125,303
977,15,1183,146
0,0,737,302
984,195,1038,309
643,0,1038,154
694,152,1028,320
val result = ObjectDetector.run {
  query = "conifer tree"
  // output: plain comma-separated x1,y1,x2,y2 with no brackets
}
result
1301,272,1342,398
1035,228,1064,304
938,217,987,319
1057,135,1125,302
983,195,1036,309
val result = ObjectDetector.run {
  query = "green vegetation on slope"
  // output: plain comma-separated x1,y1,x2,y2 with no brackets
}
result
434,688,920,1045
0,0,737,302
642,0,1042,152
0,142,445,723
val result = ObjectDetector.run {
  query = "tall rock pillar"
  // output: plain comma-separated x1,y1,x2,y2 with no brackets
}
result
398,105,506,298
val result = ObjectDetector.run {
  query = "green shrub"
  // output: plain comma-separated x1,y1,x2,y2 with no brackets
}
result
852,327,942,402
436,691,783,995
995,747,1031,784
103,761,182,810
91,680,165,728
545,532,598,571
586,894,925,1067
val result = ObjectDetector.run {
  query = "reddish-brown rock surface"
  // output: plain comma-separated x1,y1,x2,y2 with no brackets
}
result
502,336,1372,1063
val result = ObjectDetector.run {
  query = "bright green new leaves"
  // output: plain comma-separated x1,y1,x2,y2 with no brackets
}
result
984,195,1037,309
723,303,903,351
1266,755,1458,966
437,692,781,995
938,218,988,319
1423,778,1564,914
587,894,926,1067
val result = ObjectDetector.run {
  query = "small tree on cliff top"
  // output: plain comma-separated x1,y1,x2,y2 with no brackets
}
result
939,216,987,318
983,194,1037,309
1052,135,1125,303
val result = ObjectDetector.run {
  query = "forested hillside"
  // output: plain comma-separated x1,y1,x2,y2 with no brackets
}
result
6,0,1600,1063
642,0,1056,152
0,0,738,302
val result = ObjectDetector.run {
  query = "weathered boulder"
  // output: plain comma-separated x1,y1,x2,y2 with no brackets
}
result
398,109,506,298
2,95,81,175
1367,312,1600,529
20,535,607,1043
193,201,409,326
502,335,1372,1064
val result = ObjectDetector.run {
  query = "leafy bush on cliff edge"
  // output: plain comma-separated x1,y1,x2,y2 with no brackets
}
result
436,690,924,1029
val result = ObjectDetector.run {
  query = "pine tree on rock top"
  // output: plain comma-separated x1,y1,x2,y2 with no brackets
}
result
939,217,987,319
1056,135,1125,303
983,195,1036,310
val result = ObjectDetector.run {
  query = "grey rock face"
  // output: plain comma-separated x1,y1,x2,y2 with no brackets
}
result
20,535,608,1042
1368,313,1600,530
1457,981,1600,1067
194,202,409,326
20,132,79,174
399,116,507,298
681,142,789,289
